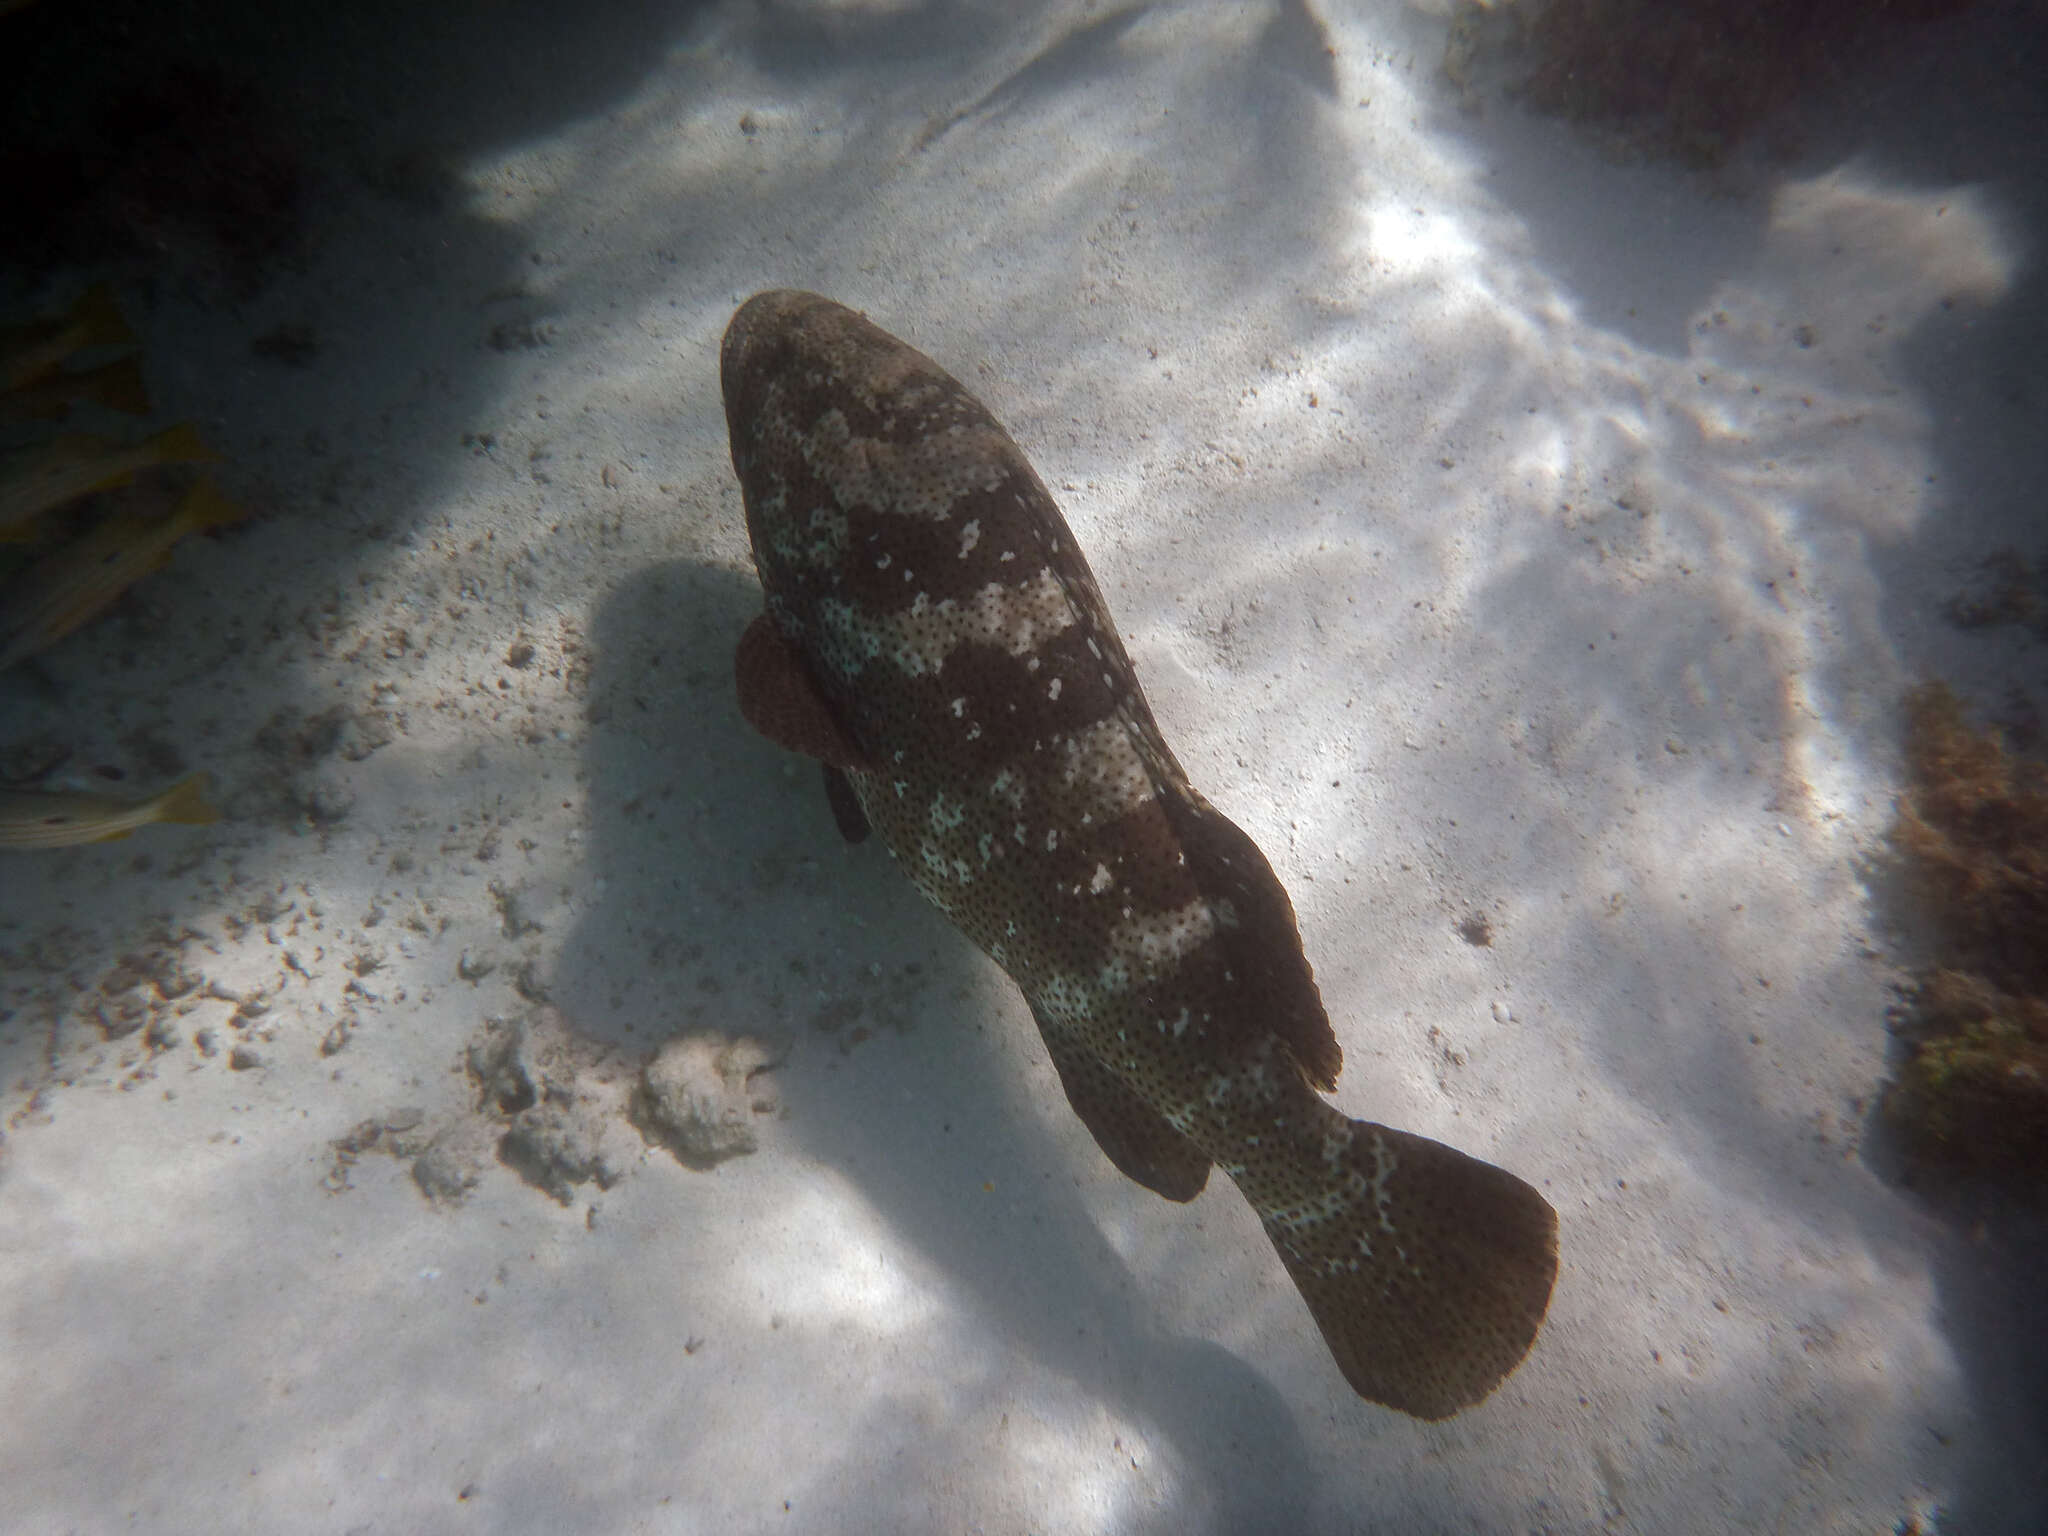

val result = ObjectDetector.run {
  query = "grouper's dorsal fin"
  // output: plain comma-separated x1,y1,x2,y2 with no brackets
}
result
735,612,870,771
1162,791,1343,1091
1034,1004,1211,1202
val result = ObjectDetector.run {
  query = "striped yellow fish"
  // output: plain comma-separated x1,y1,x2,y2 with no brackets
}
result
1,283,134,393
0,422,219,542
0,353,151,422
0,772,219,849
0,475,244,672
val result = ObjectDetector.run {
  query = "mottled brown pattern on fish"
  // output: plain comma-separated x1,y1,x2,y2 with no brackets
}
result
722,290,1555,1418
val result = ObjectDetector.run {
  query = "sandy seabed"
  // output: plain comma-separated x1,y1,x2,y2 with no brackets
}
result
2,1,2045,1532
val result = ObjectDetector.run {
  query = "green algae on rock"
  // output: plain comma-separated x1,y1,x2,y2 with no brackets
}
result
1884,683,2048,1178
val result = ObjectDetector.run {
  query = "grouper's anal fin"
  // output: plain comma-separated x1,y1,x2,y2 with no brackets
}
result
735,612,870,772
1032,1004,1211,1202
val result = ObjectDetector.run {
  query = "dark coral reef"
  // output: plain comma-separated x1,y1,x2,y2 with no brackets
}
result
1513,0,1977,164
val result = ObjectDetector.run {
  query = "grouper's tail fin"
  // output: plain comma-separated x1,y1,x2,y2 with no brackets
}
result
1255,1105,1557,1419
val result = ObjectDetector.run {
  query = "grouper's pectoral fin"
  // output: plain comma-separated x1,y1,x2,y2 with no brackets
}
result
819,763,869,843
735,612,870,772
1033,1006,1211,1202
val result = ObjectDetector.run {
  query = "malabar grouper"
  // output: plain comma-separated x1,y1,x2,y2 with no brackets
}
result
721,289,1556,1419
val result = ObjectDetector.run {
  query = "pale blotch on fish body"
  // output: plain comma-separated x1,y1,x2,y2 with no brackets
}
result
722,291,1557,1419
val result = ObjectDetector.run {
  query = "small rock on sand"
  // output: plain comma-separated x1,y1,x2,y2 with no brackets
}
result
633,1032,781,1170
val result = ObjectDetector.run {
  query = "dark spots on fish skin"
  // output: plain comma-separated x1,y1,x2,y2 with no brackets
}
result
1266,1115,1558,1419
838,512,1020,608
883,623,1119,751
1051,799,1195,918
887,644,1061,778
1035,1014,1213,1201
1160,792,1340,1090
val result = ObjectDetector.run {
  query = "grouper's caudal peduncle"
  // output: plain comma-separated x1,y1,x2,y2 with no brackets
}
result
721,289,1555,1419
